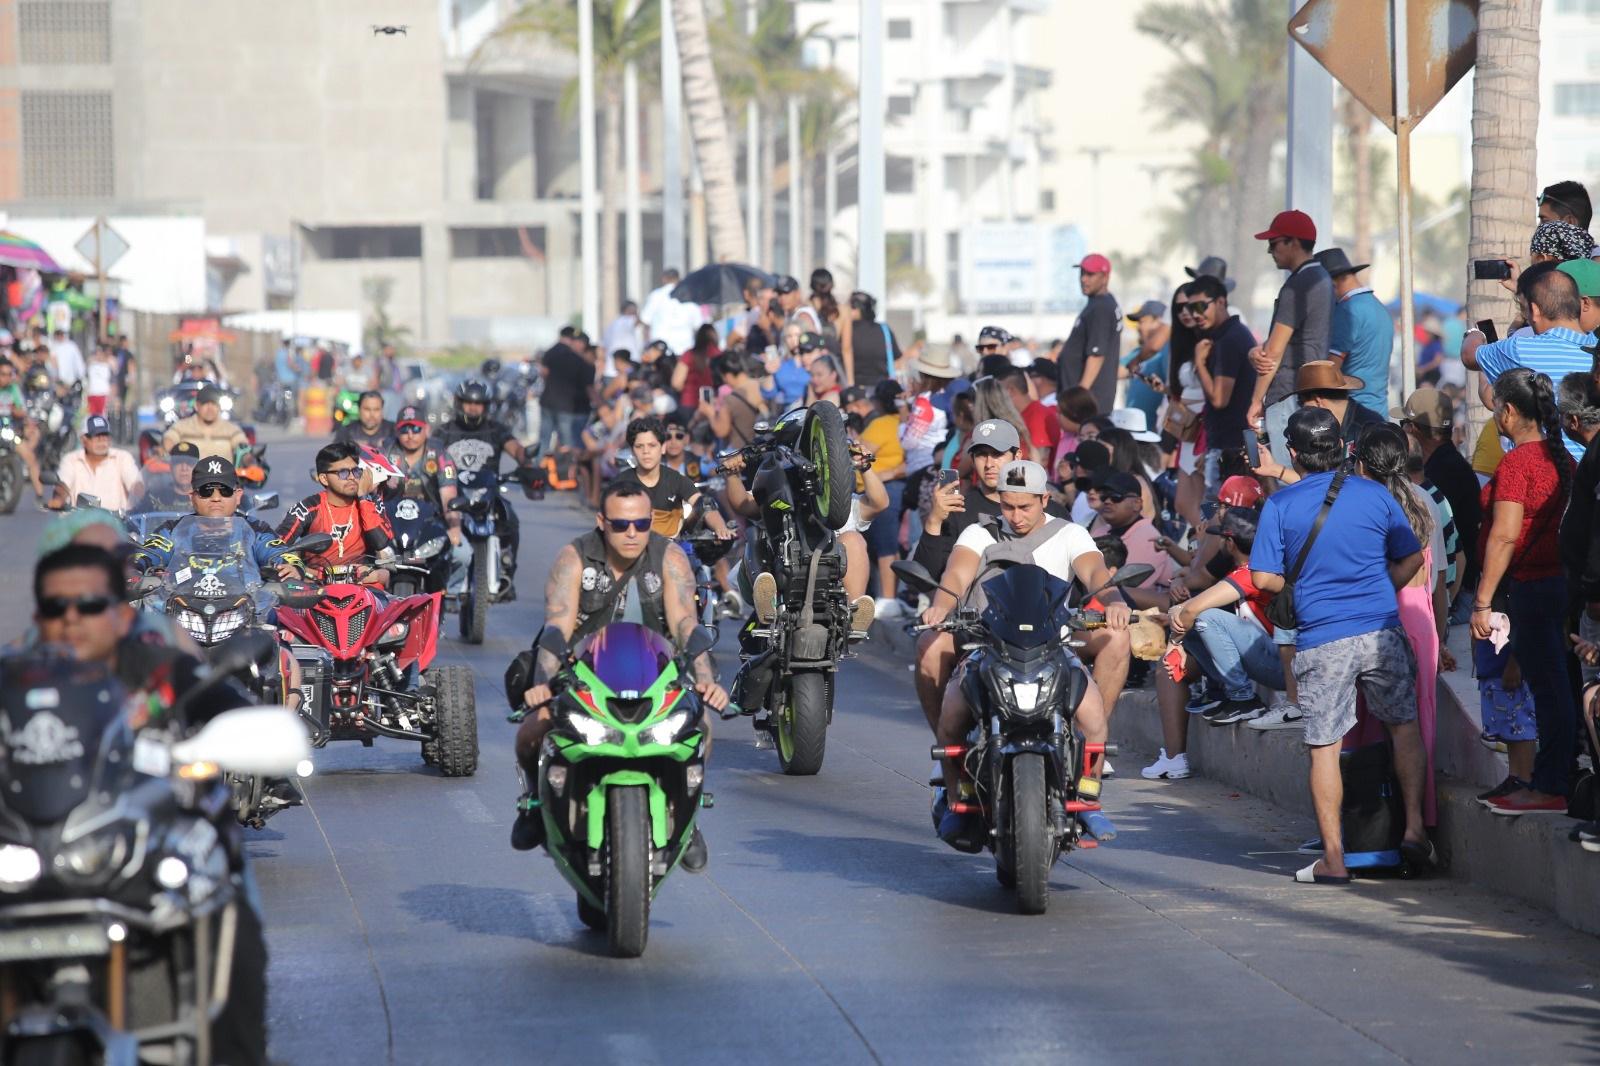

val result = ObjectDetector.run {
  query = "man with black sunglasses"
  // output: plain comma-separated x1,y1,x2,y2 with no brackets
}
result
137,457,303,580
277,441,395,583
508,480,727,862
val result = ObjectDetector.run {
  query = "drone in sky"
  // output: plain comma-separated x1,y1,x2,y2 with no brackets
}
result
372,24,408,36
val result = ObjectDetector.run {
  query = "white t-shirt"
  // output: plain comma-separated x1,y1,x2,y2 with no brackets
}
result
86,359,113,396
955,517,1099,583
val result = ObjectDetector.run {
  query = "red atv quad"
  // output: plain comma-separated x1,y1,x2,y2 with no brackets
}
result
275,582,478,776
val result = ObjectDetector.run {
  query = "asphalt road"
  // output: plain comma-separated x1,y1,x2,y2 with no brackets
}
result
6,432,1600,1065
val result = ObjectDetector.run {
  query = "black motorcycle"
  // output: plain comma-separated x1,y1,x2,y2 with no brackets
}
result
451,464,541,644
254,382,296,428
387,496,452,599
898,559,1149,914
0,415,26,515
0,644,309,1065
721,402,856,776
29,381,80,474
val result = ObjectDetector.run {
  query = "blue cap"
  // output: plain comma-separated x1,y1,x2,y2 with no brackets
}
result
83,415,110,437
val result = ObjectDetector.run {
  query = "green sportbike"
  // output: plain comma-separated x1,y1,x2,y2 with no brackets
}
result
524,623,714,957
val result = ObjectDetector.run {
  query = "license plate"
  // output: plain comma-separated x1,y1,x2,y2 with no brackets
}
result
0,923,111,962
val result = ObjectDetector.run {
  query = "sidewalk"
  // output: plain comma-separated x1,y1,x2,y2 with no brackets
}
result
867,617,1600,936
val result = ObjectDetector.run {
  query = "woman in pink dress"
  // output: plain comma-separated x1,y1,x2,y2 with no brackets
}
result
1353,423,1444,824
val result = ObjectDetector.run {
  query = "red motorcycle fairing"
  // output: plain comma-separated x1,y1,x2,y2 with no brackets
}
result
274,583,442,672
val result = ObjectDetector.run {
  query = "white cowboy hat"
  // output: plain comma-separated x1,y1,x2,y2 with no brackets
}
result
1109,407,1162,443
909,347,961,379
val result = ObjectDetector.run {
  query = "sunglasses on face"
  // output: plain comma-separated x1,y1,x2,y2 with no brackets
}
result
665,429,688,440
976,343,1002,353
1096,493,1131,505
323,467,360,481
38,594,113,620
194,484,236,499
605,517,652,533
1179,300,1213,315
397,425,423,435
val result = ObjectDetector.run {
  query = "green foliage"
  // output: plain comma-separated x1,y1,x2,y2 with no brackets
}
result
489,0,662,114
361,276,412,355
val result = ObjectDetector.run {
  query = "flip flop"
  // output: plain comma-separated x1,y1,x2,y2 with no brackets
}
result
1400,838,1438,870
1294,861,1351,885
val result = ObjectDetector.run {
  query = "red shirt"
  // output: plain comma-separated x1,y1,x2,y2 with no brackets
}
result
679,348,716,411
1223,565,1276,634
1480,440,1571,581
1022,400,1061,452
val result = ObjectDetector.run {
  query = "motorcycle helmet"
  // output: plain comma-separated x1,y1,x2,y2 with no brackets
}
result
24,366,50,393
480,358,502,378
454,378,492,427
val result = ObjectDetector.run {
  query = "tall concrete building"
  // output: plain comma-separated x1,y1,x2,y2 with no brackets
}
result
0,0,637,348
1539,0,1600,191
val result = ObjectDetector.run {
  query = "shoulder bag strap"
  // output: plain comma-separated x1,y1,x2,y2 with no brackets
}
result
879,322,895,379
1283,469,1348,587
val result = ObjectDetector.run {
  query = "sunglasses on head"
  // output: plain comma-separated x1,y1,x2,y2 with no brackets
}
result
1538,192,1579,217
38,594,113,620
323,467,360,480
1179,300,1213,315
605,517,652,533
194,484,236,499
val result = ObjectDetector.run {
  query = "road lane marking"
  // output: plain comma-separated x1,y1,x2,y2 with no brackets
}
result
447,790,497,825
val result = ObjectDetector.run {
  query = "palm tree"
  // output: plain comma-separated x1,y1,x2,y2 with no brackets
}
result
673,0,746,262
1467,0,1543,444
490,0,660,322
1136,0,1288,317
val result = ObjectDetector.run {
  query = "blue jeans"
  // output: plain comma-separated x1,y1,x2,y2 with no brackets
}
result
1508,575,1578,796
1186,608,1285,701
865,477,905,559
543,408,587,450
1264,395,1298,469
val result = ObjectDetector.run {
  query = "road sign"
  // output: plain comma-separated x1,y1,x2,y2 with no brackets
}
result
74,220,129,272
1289,0,1478,132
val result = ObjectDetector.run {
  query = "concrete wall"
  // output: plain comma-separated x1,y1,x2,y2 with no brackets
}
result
298,256,425,342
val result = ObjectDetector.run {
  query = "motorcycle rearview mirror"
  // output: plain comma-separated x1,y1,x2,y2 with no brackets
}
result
39,469,60,487
171,706,311,777
448,496,468,512
75,493,102,510
252,492,280,511
293,532,335,555
683,626,717,658
1105,563,1154,590
210,630,278,675
131,572,163,600
263,581,322,609
891,560,961,601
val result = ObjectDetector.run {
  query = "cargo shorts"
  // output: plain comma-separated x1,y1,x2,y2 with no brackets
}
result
1293,626,1418,747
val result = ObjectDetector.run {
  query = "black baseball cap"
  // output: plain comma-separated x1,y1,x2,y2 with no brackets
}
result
1284,405,1341,453
774,275,801,295
1205,505,1260,546
796,331,826,353
396,404,426,428
1090,469,1142,499
1026,358,1056,380
839,385,870,406
82,415,110,437
169,441,201,465
191,455,239,490
1066,439,1111,471
196,385,222,404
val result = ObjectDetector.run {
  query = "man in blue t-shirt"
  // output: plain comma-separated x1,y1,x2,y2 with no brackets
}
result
1316,248,1392,417
1120,300,1169,427
1249,406,1432,884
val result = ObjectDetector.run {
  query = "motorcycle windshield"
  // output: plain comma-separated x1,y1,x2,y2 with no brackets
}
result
979,564,1073,653
162,516,265,587
575,623,675,696
0,656,132,826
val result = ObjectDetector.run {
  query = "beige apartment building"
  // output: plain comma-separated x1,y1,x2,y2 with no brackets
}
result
0,0,644,347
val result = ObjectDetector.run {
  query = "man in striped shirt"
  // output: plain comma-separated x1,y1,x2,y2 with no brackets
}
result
1462,262,1591,462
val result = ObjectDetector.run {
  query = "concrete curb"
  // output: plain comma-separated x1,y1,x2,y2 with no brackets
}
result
865,618,1600,937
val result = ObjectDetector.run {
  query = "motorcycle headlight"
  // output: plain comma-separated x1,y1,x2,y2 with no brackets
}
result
381,622,409,644
173,608,207,640
162,818,227,905
0,426,14,442
0,845,42,892
1011,681,1041,713
210,606,250,641
407,536,446,562
220,396,234,412
565,711,621,747
54,825,135,886
159,396,175,412
645,711,689,746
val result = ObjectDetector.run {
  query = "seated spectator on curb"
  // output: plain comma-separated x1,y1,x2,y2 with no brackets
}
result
1249,406,1432,884
1143,506,1284,782
1085,469,1173,600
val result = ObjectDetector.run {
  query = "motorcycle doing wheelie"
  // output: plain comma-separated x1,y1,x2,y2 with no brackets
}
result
899,559,1150,914
0,645,310,1066
723,402,857,776
518,623,713,958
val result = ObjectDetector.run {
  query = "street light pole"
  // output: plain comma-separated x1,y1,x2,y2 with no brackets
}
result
1393,0,1416,401
578,0,600,335
745,0,760,265
624,0,643,302
857,0,885,298
787,94,801,274
661,0,685,272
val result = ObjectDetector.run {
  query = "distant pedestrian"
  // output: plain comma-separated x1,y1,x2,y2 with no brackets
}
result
1245,210,1333,468
540,330,595,451
640,269,703,356
1058,253,1122,415
1316,247,1392,417
1120,300,1170,430
1396,387,1482,591
845,290,901,387
601,299,641,378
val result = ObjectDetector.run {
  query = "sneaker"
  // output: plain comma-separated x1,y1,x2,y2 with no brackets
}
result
1486,792,1569,816
1186,692,1222,715
510,796,545,851
1101,759,1115,778
1475,774,1529,807
753,572,779,623
850,595,876,635
679,827,708,872
719,588,745,618
1245,703,1305,730
1478,731,1509,754
1200,703,1233,724
936,807,986,853
875,596,906,620
1079,810,1118,841
1209,696,1267,725
1141,749,1191,780
1579,822,1600,853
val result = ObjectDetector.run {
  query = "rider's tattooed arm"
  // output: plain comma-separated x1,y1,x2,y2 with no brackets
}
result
662,544,714,685
534,544,583,682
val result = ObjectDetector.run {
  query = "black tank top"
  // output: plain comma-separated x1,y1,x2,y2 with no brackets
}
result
571,530,671,642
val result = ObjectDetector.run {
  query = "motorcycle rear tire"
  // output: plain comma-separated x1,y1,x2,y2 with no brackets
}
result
460,545,490,645
606,786,651,958
775,671,828,776
428,664,479,777
1010,753,1052,915
803,401,853,532
8,1036,95,1066
0,452,22,514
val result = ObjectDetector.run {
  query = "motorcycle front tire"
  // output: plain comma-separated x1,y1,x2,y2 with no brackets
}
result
606,786,652,958
803,401,854,532
460,544,490,644
1010,752,1053,915
0,451,22,514
775,671,829,776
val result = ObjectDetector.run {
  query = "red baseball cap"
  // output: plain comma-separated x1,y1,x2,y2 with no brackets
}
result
1218,475,1264,508
1076,253,1112,274
1254,210,1317,243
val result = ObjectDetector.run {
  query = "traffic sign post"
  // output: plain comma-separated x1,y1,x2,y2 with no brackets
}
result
75,218,130,344
1290,0,1480,402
